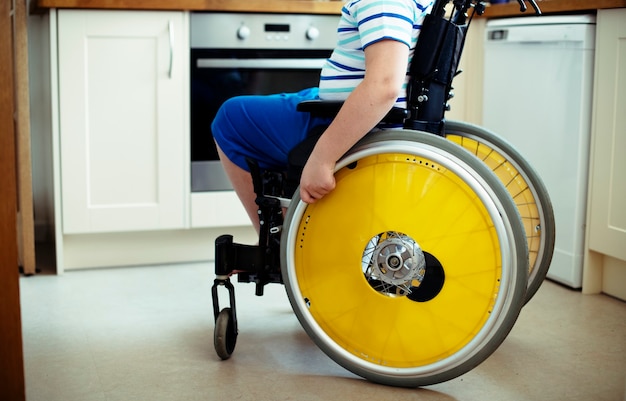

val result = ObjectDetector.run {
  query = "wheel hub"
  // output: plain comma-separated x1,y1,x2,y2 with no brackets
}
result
363,232,426,296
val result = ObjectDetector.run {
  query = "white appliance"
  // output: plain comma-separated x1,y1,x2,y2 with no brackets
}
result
482,15,596,288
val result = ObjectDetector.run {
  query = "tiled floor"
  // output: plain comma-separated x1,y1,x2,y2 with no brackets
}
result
20,262,626,401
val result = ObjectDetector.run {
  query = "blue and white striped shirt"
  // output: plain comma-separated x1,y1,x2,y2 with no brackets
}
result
319,0,434,108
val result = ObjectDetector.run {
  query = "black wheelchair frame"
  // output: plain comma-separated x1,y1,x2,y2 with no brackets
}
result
211,0,544,382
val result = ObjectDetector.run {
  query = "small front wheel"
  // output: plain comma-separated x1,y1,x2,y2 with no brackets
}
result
214,307,237,360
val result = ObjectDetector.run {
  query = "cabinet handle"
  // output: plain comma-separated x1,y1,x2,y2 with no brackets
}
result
168,20,174,79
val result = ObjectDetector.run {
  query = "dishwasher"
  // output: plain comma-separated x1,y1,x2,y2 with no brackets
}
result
482,15,596,288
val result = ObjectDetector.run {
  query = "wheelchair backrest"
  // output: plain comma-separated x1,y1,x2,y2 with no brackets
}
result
403,0,474,135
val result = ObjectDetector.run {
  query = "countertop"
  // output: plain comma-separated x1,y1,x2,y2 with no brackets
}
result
34,0,626,15
482,0,626,17
35,0,345,14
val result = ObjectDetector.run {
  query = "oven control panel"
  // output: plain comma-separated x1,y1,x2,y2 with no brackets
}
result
191,12,338,49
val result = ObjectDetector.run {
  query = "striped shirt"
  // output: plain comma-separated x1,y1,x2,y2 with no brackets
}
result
318,0,434,108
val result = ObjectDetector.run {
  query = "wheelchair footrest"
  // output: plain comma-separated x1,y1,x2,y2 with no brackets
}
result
214,234,282,297
215,234,265,276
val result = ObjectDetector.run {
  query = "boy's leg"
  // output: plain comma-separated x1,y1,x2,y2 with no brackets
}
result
212,88,327,229
215,143,260,234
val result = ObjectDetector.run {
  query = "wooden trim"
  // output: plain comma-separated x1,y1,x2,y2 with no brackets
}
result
15,0,36,275
36,0,344,14
482,0,626,18
0,0,26,398
34,0,625,15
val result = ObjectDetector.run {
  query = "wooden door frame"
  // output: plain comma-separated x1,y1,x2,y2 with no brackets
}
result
1,0,27,399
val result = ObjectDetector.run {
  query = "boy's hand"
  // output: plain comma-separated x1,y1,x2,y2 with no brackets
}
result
299,154,336,203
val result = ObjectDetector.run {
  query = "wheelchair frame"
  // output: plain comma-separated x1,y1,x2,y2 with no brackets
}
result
211,0,547,386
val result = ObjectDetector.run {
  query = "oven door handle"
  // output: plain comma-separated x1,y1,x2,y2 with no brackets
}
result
196,58,326,69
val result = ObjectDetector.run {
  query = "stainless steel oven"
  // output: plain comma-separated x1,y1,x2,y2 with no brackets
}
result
190,12,338,191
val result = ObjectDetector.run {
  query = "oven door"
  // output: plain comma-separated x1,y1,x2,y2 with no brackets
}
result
190,50,330,192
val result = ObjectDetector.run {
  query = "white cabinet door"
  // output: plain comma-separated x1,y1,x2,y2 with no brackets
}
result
583,8,626,301
57,10,188,234
587,8,626,261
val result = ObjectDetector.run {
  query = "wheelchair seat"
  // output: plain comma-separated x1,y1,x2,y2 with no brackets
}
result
296,100,408,124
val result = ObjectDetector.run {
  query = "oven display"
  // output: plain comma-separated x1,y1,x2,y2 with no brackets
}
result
265,24,290,32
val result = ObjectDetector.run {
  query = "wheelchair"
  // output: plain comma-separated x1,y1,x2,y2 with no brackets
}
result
211,0,553,387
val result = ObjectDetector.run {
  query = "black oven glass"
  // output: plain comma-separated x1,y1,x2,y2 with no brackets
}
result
190,49,332,164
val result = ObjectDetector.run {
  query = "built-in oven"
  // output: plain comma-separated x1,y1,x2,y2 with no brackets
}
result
190,12,338,191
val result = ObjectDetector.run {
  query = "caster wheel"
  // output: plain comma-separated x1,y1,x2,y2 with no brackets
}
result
214,307,237,360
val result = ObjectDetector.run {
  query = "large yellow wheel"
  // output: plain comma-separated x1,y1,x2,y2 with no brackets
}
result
281,130,528,387
445,121,555,304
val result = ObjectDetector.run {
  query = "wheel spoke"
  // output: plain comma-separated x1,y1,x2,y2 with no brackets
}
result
446,121,555,303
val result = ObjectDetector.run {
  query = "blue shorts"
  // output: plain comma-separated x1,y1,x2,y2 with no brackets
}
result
211,87,332,172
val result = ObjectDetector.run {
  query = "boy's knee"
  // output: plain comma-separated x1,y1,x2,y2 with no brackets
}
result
212,97,242,137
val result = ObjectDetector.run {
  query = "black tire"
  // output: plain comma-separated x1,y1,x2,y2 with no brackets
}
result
445,120,556,303
214,307,237,360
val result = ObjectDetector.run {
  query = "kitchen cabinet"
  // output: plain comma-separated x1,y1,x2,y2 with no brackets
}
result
56,9,188,234
36,5,626,277
583,8,626,301
48,9,257,271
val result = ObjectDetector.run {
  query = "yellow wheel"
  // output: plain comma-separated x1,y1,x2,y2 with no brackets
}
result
445,121,555,303
281,129,528,387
